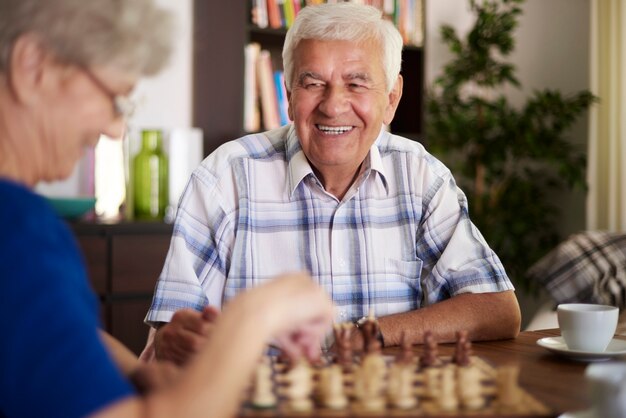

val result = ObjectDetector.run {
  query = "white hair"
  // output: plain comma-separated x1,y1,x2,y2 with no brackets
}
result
0,0,174,76
282,2,403,93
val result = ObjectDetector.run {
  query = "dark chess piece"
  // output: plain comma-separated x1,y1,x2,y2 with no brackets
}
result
419,330,439,368
453,330,473,366
333,323,354,370
396,331,414,365
360,316,382,355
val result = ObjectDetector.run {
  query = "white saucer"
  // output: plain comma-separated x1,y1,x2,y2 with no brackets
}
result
537,336,626,361
558,409,596,418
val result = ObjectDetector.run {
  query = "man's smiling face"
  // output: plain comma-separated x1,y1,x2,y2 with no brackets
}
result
287,38,402,180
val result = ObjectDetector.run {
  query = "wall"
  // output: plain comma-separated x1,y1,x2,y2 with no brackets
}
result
426,0,590,237
426,0,591,326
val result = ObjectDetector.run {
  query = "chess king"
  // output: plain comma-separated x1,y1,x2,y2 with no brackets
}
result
143,1,521,363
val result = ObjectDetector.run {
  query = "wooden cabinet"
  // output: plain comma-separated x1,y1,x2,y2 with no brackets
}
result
71,222,173,355
193,2,425,155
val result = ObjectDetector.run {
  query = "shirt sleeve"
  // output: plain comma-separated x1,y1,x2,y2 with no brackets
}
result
145,166,232,326
417,173,514,304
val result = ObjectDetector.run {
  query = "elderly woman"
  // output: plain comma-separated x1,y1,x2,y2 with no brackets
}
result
0,1,333,418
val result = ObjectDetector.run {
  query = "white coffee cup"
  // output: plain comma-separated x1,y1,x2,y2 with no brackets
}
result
585,362,626,418
557,303,618,352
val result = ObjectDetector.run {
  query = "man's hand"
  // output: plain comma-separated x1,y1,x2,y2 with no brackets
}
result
154,305,220,365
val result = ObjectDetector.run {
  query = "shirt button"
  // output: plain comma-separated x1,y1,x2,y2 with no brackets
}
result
337,309,348,322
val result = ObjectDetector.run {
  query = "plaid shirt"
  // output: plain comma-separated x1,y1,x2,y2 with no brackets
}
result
527,231,626,309
146,125,512,326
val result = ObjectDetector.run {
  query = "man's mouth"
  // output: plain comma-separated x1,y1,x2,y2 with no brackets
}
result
316,124,354,135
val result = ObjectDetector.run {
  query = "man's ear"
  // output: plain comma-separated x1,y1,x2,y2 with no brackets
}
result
383,75,403,126
286,88,293,121
8,33,52,105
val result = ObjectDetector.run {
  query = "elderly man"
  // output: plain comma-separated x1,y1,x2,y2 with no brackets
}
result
0,0,333,416
145,2,520,364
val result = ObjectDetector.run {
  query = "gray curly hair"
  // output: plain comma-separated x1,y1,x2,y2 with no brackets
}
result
282,3,403,93
0,0,174,76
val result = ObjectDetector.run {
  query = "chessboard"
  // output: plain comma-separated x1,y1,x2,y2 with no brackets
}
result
241,354,551,417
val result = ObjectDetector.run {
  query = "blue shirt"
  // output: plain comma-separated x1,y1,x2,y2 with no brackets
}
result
0,180,133,418
146,125,513,326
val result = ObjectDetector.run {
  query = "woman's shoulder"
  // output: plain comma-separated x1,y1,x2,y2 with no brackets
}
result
0,179,70,249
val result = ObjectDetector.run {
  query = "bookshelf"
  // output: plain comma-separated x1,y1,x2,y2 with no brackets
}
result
193,1,425,156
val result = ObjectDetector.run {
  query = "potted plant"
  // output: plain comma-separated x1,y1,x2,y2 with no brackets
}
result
425,0,596,292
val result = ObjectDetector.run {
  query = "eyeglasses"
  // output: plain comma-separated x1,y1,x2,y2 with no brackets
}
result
80,66,136,120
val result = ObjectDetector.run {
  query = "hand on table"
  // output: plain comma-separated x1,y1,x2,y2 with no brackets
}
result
154,305,220,365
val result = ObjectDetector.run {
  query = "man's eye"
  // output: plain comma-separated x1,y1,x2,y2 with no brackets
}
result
305,82,324,89
349,83,367,91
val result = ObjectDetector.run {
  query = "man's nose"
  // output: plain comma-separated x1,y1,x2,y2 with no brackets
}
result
318,86,350,117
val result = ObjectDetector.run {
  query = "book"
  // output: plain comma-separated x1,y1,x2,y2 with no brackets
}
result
252,0,269,28
283,0,296,28
257,50,281,130
244,43,261,132
274,71,291,126
267,0,282,28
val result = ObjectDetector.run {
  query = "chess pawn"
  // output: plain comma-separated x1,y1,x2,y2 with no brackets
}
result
353,353,387,411
251,358,277,408
437,365,459,412
420,330,440,368
333,323,354,371
457,365,485,410
453,330,473,366
396,331,414,365
387,362,417,409
318,364,348,410
424,367,440,399
285,359,314,412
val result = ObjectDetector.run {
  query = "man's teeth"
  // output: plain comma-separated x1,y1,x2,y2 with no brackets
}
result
317,125,353,134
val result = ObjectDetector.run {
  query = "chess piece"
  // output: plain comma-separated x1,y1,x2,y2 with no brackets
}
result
353,353,387,411
396,331,414,365
420,330,439,368
497,365,522,411
359,313,382,355
453,330,473,366
387,362,417,409
318,364,348,410
285,359,314,412
457,365,485,410
424,367,440,399
438,365,459,412
333,323,354,371
250,357,277,408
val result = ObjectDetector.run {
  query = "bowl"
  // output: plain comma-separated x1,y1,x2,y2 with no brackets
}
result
47,197,97,220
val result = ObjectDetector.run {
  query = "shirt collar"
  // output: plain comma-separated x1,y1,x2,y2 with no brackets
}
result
286,125,390,197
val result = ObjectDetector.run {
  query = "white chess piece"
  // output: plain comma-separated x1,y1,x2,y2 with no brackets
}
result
251,358,277,408
285,360,314,412
438,365,459,412
353,353,387,411
457,365,485,410
318,364,348,409
387,362,417,409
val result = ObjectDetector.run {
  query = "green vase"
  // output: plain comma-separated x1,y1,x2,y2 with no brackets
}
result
133,129,168,220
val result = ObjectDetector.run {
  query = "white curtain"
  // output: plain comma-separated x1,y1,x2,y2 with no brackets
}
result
587,0,626,231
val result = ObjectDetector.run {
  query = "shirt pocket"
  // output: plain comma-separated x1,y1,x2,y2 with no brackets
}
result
371,258,423,317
